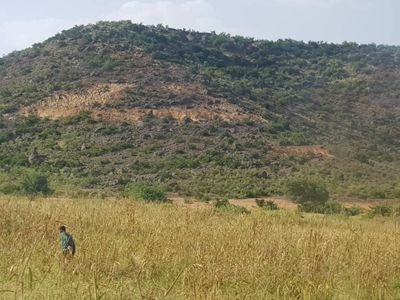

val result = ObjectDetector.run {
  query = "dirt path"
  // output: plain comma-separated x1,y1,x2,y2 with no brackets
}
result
229,197,298,210
339,198,400,209
167,195,210,209
29,194,399,211
168,194,400,211
167,194,298,210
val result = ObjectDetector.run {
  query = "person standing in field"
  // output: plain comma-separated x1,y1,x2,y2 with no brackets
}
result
59,225,76,257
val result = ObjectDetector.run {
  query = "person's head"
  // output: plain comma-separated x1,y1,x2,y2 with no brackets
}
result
59,225,66,233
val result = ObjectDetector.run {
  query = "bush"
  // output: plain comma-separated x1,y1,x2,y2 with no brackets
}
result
286,177,329,210
255,199,265,207
347,184,390,200
125,183,167,202
64,111,96,125
215,198,230,208
0,182,20,194
297,199,362,216
343,206,362,216
256,199,279,210
368,205,393,217
321,201,344,215
279,132,310,146
214,198,250,214
298,201,326,213
20,171,52,196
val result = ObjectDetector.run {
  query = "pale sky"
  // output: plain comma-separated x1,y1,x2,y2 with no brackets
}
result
0,0,399,56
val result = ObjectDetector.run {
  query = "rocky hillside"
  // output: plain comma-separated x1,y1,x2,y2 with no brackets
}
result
1,21,400,199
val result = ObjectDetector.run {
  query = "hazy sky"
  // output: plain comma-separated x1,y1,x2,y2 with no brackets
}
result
1,0,399,56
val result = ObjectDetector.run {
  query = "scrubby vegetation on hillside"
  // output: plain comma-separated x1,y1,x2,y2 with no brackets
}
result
1,21,400,198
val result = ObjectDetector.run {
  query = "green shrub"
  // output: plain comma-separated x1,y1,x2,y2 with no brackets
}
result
20,171,52,196
348,184,390,200
256,199,279,210
64,111,96,125
286,177,329,205
298,199,362,216
368,205,393,217
298,201,326,213
255,199,265,207
269,119,290,133
343,206,362,216
214,198,230,208
321,201,344,215
0,131,13,144
126,183,167,202
279,132,310,146
0,182,20,194
214,198,250,214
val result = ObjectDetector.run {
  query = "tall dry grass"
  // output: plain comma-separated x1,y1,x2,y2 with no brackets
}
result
1,197,400,299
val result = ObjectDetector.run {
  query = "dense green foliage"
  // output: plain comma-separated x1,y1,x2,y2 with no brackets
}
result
368,205,394,217
286,177,329,204
125,183,167,202
21,170,52,196
0,21,400,198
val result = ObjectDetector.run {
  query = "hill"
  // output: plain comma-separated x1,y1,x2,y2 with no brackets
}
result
1,21,400,199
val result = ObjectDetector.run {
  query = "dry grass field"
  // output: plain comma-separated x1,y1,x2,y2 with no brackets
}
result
1,196,400,299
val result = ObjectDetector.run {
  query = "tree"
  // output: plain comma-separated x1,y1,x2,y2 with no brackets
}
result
286,177,329,207
21,170,52,197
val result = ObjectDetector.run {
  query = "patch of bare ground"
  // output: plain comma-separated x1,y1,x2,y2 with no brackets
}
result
169,195,400,211
228,197,398,211
339,198,400,210
229,197,298,210
93,102,257,123
20,83,135,119
279,145,335,159
158,83,208,96
168,194,298,210
19,82,266,124
167,195,211,209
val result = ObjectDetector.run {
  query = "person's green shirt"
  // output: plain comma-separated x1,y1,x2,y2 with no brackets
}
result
60,231,75,255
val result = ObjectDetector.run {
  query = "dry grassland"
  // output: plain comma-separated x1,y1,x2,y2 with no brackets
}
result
1,197,400,299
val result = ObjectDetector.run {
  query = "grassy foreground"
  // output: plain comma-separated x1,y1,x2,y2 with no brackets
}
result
1,198,400,299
